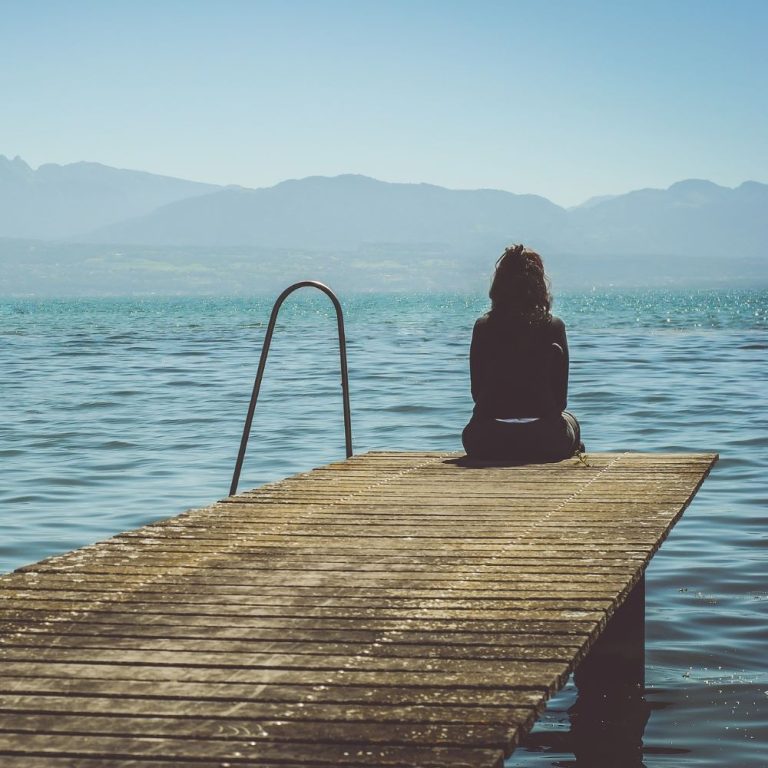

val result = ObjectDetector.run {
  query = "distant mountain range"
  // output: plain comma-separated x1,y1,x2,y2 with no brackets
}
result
1,155,766,293
0,155,219,240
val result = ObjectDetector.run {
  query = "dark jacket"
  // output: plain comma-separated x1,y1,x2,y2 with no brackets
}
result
469,312,568,419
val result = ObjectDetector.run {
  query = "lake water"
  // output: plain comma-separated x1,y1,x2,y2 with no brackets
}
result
1,289,766,766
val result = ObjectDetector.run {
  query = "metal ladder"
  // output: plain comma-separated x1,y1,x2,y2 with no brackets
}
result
229,281,353,496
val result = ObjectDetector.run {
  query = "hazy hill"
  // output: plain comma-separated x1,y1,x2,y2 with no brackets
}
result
2,155,765,262
81,173,768,261
0,157,765,293
84,174,567,252
567,179,768,258
0,155,220,239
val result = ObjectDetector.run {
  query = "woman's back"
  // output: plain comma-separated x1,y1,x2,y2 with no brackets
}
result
470,313,568,419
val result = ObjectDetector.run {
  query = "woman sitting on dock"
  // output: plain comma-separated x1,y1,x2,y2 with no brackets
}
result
462,244,583,461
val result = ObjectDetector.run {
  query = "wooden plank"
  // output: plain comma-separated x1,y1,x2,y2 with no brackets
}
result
0,677,544,708
0,636,585,661
0,450,716,767
0,693,535,725
0,733,506,767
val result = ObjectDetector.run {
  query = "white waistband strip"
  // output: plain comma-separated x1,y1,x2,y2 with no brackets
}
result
495,417,540,424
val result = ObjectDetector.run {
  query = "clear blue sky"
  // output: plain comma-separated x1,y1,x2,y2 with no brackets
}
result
2,0,765,206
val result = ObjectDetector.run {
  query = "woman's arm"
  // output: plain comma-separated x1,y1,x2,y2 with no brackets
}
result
469,320,482,403
552,317,569,412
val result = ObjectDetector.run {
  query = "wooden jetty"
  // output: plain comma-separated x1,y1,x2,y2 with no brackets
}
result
0,450,716,767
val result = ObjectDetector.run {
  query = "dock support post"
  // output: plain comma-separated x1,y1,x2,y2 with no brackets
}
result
575,573,645,693
570,574,649,765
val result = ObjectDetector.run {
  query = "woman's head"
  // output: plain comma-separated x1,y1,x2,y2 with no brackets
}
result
489,244,551,321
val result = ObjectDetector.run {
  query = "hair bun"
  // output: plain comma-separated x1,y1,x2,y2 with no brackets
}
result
503,244,526,260
497,244,533,273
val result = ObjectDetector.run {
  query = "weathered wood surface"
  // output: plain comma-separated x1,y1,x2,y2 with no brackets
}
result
0,451,716,767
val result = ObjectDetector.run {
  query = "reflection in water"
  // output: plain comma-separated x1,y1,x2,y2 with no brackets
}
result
521,692,651,768
518,577,681,767
568,675,651,767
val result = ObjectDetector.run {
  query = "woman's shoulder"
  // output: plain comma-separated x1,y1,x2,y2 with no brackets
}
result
473,313,493,332
474,312,565,337
547,315,567,341
549,315,566,331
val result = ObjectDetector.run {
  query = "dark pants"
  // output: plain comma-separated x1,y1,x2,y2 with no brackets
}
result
462,411,582,462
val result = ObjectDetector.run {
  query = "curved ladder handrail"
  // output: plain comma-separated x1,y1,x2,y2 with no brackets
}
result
229,281,353,497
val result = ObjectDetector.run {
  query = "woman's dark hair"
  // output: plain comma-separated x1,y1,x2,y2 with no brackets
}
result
489,244,552,322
